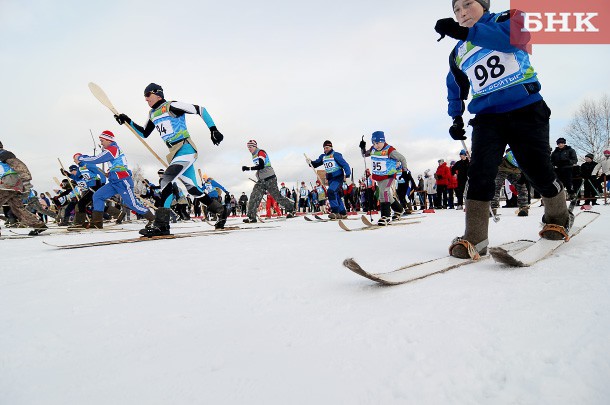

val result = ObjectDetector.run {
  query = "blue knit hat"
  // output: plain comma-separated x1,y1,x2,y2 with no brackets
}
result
459,149,467,156
371,131,385,143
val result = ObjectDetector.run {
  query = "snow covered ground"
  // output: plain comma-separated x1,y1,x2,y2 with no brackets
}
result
1,205,609,405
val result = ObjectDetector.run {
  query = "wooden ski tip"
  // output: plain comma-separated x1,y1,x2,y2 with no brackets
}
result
343,258,366,274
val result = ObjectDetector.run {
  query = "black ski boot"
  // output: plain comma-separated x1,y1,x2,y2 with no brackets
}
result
377,202,392,226
139,207,171,237
390,200,404,221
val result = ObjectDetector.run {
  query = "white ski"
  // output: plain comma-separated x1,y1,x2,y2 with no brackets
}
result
489,211,600,267
343,240,535,285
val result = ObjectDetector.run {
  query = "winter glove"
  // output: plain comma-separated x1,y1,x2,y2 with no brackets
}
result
359,140,366,150
210,126,223,145
60,168,69,176
114,113,131,125
242,166,250,172
305,157,312,167
449,116,467,140
435,18,469,41
345,178,353,186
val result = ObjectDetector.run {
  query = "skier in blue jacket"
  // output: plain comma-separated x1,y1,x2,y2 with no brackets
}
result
77,130,155,229
435,0,571,259
306,140,352,219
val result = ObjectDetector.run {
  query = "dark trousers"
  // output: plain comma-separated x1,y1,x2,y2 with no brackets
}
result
467,100,562,201
555,167,574,194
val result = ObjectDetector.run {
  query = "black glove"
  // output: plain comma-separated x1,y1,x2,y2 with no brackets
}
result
449,116,467,140
114,113,131,125
435,18,469,41
359,140,366,150
60,168,69,176
210,126,223,145
242,166,250,171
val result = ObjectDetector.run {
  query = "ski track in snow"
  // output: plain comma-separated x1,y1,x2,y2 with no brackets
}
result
1,205,609,404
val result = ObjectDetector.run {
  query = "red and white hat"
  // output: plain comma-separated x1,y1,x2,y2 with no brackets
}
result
99,130,115,141
246,140,257,148
604,150,610,155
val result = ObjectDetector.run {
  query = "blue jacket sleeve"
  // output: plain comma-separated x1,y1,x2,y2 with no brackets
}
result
446,48,469,118
311,154,325,168
467,11,524,53
78,150,113,165
211,179,228,194
334,152,351,177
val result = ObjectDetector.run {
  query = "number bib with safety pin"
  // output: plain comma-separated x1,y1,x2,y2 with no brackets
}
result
457,42,534,98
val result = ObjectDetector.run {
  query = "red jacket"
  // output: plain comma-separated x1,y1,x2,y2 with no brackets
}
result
435,163,451,186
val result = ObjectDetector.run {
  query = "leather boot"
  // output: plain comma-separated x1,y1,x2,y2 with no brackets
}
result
139,207,171,237
208,199,227,229
143,210,156,226
450,200,490,259
106,205,121,219
90,211,104,229
68,211,88,229
540,189,573,240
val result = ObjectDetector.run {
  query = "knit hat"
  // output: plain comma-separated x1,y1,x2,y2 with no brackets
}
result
158,169,165,175
585,153,594,159
556,137,567,144
452,0,489,11
247,140,257,148
73,153,82,160
99,130,115,141
323,140,333,148
144,83,164,99
69,165,78,171
438,159,445,164
604,150,610,156
371,131,385,143
459,149,467,156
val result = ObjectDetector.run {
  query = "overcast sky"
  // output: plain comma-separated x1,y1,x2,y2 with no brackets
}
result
2,0,609,194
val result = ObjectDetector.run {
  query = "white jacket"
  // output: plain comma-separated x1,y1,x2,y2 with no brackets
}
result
592,157,610,176
424,176,437,194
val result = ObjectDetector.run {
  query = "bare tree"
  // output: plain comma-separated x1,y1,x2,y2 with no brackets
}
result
131,164,146,195
564,94,610,162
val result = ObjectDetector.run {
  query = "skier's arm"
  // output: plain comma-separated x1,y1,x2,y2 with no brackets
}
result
210,179,228,194
310,154,324,168
334,152,351,177
170,102,223,145
468,12,527,53
389,150,408,172
77,149,115,165
447,49,469,118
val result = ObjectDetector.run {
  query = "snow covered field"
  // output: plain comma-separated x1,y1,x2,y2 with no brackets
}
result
1,205,609,405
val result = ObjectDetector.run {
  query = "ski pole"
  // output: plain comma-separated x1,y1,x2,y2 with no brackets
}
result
88,82,168,168
57,158,80,201
360,136,374,221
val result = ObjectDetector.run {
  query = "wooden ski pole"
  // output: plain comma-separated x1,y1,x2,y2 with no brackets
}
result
88,82,167,168
57,158,80,201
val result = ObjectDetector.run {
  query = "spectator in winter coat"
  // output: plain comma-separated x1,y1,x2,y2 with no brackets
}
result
451,150,469,209
580,154,599,205
447,161,458,209
424,170,437,209
435,159,452,208
591,150,610,178
238,192,248,216
551,137,578,197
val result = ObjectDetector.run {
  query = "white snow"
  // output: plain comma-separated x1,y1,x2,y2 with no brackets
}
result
1,205,609,404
